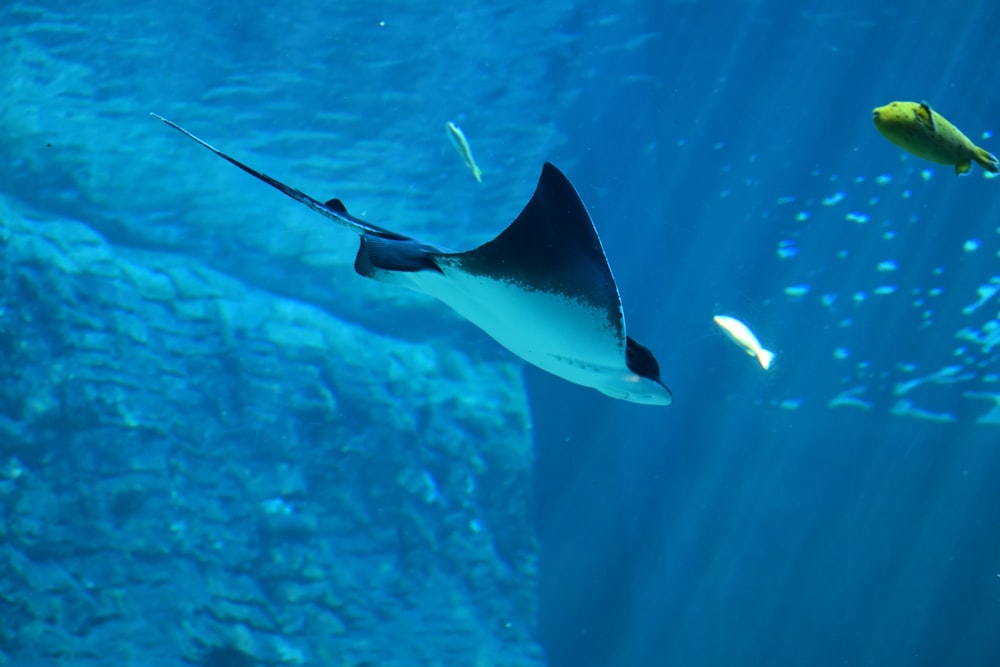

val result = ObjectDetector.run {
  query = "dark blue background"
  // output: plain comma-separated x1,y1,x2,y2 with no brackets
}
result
530,2,1000,665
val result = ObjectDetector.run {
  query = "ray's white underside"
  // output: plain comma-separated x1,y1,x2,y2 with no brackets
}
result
370,259,670,404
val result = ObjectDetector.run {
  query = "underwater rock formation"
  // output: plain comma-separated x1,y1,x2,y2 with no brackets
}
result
0,199,542,666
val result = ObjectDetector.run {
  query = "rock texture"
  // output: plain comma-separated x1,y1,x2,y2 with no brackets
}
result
0,199,542,666
0,1,584,345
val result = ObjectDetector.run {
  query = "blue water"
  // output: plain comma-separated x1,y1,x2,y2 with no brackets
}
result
528,3,1000,665
4,0,1000,665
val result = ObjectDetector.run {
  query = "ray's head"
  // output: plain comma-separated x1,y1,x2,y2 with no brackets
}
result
599,376,673,406
598,337,672,406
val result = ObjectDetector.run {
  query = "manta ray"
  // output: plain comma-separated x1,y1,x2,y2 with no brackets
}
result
151,114,672,405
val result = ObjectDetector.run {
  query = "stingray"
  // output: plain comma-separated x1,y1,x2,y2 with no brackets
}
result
151,114,672,405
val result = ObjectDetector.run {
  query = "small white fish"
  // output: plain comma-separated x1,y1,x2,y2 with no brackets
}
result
713,315,775,370
446,121,483,183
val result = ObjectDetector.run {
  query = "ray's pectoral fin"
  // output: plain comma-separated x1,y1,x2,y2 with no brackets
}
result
421,162,673,405
450,162,623,335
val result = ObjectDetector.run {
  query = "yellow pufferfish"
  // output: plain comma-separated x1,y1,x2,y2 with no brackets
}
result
872,101,999,175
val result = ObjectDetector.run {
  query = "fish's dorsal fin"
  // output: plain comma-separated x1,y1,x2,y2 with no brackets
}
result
917,101,937,131
444,162,625,340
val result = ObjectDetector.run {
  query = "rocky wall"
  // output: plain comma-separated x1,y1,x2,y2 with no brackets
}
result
0,198,543,667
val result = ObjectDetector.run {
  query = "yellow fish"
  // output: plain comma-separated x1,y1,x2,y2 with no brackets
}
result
445,121,483,183
872,100,998,175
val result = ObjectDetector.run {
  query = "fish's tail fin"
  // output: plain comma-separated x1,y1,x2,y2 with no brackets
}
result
756,348,775,371
973,146,1000,173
